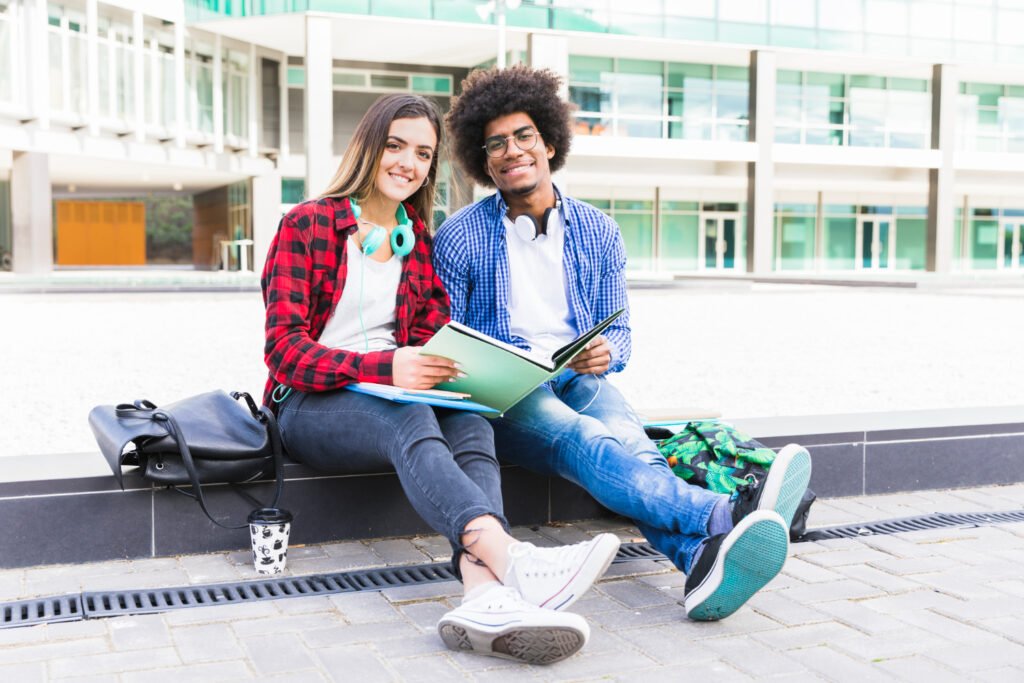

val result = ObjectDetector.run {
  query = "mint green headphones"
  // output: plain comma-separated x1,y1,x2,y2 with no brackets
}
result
349,197,415,258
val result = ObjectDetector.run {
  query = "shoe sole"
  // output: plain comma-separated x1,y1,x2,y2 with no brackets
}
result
438,621,586,665
544,533,621,611
758,444,812,528
684,513,789,621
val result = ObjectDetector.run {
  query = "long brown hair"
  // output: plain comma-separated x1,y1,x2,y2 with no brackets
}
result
319,94,442,228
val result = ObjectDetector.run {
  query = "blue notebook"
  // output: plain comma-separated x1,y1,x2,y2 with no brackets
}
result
344,382,497,414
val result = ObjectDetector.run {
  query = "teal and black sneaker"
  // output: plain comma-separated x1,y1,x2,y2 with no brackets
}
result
682,510,789,621
731,443,812,529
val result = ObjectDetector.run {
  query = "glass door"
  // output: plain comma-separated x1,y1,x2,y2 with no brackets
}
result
856,216,894,270
700,214,739,270
1001,221,1024,270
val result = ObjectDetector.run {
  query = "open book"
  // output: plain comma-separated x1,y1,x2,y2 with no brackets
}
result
418,308,625,416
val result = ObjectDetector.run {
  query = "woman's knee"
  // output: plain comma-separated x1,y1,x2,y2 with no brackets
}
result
440,412,496,455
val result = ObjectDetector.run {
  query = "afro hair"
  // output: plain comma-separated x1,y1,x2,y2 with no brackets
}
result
446,65,575,188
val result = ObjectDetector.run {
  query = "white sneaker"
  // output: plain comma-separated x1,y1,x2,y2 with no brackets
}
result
504,533,621,611
437,585,589,665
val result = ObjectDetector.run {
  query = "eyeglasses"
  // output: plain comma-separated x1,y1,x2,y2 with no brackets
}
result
482,127,540,157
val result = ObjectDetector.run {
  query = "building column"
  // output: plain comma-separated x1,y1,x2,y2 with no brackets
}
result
213,33,224,153
247,43,258,157
528,33,568,94
10,152,53,274
251,172,282,276
304,15,333,197
174,19,186,148
928,63,957,273
132,10,145,142
278,55,290,158
85,0,99,134
23,0,50,128
746,50,776,275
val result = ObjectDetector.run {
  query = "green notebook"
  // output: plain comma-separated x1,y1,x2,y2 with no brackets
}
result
420,308,625,416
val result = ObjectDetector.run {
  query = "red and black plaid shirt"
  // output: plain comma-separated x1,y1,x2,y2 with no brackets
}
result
261,196,450,409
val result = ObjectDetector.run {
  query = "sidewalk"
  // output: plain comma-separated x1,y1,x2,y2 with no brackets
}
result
1,483,1023,681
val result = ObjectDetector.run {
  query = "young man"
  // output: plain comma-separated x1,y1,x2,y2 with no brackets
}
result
434,65,812,621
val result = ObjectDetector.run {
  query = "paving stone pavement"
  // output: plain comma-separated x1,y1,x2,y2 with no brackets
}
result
1,484,1023,681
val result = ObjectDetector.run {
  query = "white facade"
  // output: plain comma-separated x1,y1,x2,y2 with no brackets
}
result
2,1,1024,277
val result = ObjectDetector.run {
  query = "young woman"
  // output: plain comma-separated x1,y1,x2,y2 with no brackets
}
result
260,94,619,665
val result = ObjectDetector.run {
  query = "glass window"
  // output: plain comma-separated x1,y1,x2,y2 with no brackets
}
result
824,216,857,270
996,9,1024,45
970,218,999,269
895,217,926,269
954,5,993,41
616,212,654,270
819,0,863,31
910,2,953,39
771,0,815,27
865,0,909,35
720,0,767,22
776,214,816,270
659,212,699,271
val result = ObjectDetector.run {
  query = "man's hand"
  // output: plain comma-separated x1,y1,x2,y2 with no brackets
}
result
392,346,460,389
568,335,612,375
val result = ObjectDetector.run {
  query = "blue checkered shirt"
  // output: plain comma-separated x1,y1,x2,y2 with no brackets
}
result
433,191,631,374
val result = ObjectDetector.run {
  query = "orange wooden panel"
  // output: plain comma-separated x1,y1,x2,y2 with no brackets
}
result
55,201,146,266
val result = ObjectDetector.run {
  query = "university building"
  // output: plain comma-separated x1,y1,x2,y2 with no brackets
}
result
3,0,1024,277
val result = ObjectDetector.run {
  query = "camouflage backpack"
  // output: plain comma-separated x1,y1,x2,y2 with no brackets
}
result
652,420,815,539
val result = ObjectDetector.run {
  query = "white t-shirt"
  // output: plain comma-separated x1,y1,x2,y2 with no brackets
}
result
503,208,576,359
318,237,403,352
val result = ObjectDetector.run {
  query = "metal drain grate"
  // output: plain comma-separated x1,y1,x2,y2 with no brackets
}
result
799,509,1024,541
0,595,82,629
4,509,1024,629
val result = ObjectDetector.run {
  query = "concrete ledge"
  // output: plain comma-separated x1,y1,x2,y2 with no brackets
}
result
1,406,1022,569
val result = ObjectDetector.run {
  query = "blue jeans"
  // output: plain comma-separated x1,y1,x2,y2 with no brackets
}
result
491,371,725,573
277,389,507,577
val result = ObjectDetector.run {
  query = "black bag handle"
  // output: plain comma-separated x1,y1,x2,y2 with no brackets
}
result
117,394,285,530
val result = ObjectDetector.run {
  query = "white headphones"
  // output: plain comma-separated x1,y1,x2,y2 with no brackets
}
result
510,198,562,242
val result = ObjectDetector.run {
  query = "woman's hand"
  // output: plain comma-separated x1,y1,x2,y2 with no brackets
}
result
392,346,460,389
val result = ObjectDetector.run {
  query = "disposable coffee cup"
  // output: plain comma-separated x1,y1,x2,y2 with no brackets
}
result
248,507,293,575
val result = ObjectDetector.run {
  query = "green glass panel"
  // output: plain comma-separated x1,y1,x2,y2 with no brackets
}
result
718,22,768,45
569,55,614,84
370,74,407,89
954,210,963,262
506,6,549,29
281,178,305,204
889,77,928,93
970,219,999,269
776,203,817,214
433,0,489,23
614,200,653,211
664,17,714,41
333,72,364,88
965,82,1003,96
660,201,699,212
771,26,816,49
1007,85,1024,98
553,8,610,33
895,206,927,216
308,1,369,11
850,74,885,89
776,70,802,86
410,75,451,94
807,71,845,97
582,198,611,210
287,67,305,87
617,212,654,270
824,216,856,270
608,13,663,37
371,0,429,19
715,65,749,82
895,218,926,270
824,205,857,215
818,30,861,52
667,62,712,88
618,59,662,76
777,215,815,270
659,213,699,271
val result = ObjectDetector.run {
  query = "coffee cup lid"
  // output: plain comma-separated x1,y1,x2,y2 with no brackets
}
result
247,507,293,524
